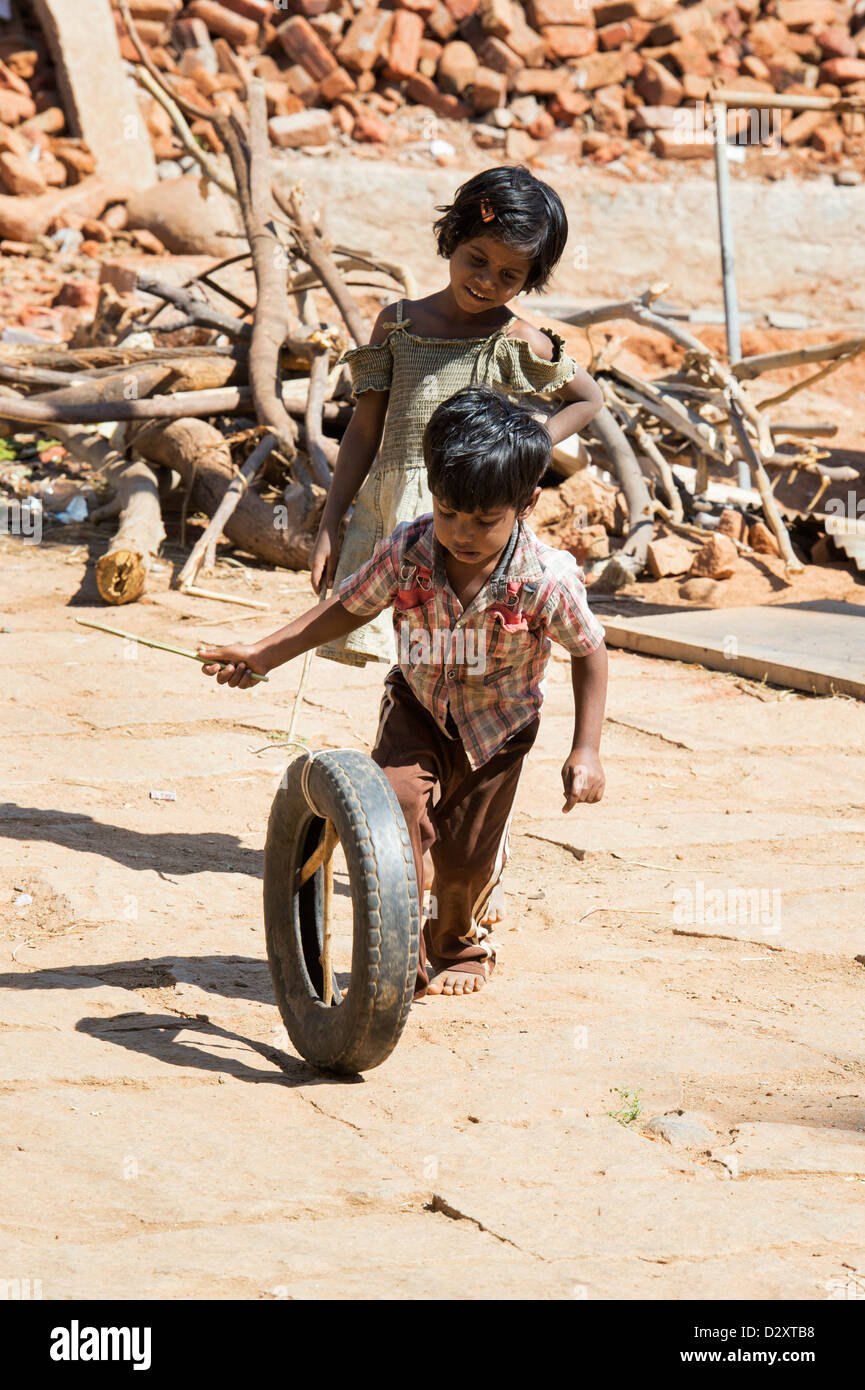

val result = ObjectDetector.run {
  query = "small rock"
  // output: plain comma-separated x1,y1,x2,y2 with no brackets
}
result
717,508,746,543
156,160,184,181
809,535,837,565
569,523,609,564
52,280,99,311
129,227,166,255
748,519,780,556
687,532,738,580
679,576,721,603
834,168,863,186
647,530,697,579
491,107,514,128
268,109,333,149
644,1111,714,1149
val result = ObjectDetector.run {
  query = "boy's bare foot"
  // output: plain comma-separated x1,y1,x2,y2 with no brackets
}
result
426,968,486,996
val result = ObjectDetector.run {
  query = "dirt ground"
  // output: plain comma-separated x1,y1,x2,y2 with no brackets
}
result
3,151,865,1302
3,526,865,1302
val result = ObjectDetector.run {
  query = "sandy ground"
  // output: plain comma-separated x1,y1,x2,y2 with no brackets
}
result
3,528,865,1302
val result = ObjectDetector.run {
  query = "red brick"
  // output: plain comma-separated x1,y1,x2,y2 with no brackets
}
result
444,0,479,17
815,27,855,59
352,111,392,143
666,34,716,78
687,533,738,579
549,87,592,120
597,17,651,47
542,25,598,58
470,64,508,109
438,40,479,92
0,151,46,197
337,10,393,74
513,65,575,92
186,0,260,45
741,54,772,82
0,90,36,126
268,108,333,146
812,116,844,150
680,72,711,99
318,65,357,100
477,35,525,76
277,16,339,79
386,10,424,78
747,18,791,62
572,49,627,88
399,0,437,13
285,63,319,100
635,56,683,104
331,103,354,135
404,72,470,115
748,520,779,556
820,57,865,84
279,0,332,14
528,109,556,138
528,0,594,23
653,129,712,158
591,0,668,22
219,0,272,18
426,3,459,40
775,0,839,29
505,19,548,66
647,9,724,50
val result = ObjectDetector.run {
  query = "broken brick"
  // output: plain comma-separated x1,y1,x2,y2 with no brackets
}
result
387,10,425,79
186,0,260,46
268,108,334,146
470,64,509,109
635,55,684,104
438,40,480,92
337,9,394,73
277,16,339,80
541,25,598,59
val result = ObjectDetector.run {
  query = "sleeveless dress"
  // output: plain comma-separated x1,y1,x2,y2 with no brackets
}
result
319,299,580,666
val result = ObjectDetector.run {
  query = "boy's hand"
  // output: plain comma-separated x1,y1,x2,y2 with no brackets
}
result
561,747,605,812
197,643,267,690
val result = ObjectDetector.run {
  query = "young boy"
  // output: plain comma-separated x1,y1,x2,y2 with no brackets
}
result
198,388,608,998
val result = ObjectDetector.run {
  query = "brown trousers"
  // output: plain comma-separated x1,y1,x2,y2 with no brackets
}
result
371,668,539,995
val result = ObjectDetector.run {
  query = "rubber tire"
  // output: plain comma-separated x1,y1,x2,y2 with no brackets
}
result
263,749,420,1074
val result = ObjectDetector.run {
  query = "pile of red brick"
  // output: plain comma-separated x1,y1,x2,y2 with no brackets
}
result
0,11,96,202
112,0,865,165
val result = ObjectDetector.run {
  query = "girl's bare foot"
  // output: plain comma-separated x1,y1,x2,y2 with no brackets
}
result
426,968,485,995
479,881,505,929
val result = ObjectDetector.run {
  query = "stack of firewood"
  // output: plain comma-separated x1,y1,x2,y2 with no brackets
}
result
1,2,862,604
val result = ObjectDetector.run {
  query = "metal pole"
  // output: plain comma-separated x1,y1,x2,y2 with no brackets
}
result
711,101,750,488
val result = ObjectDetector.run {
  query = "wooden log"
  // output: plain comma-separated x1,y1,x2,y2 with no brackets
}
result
94,458,166,606
134,418,314,570
587,405,654,574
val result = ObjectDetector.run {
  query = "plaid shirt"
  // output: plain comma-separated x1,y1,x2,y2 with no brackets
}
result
338,514,605,770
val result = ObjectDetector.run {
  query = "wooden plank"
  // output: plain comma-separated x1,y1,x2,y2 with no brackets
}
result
600,602,865,700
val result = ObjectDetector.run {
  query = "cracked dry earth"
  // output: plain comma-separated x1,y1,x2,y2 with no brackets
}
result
3,532,865,1302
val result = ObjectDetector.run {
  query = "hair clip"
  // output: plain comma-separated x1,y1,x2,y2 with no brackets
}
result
480,198,495,223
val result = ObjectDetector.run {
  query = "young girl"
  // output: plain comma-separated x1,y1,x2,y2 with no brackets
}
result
311,163,603,667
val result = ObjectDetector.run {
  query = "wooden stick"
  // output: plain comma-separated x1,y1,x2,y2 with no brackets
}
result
732,336,865,380
177,431,277,589
133,65,236,196
321,821,337,1007
74,617,269,680
181,584,270,610
299,818,338,887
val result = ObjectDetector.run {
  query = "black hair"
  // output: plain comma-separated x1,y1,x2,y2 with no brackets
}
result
423,387,551,514
433,165,568,293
